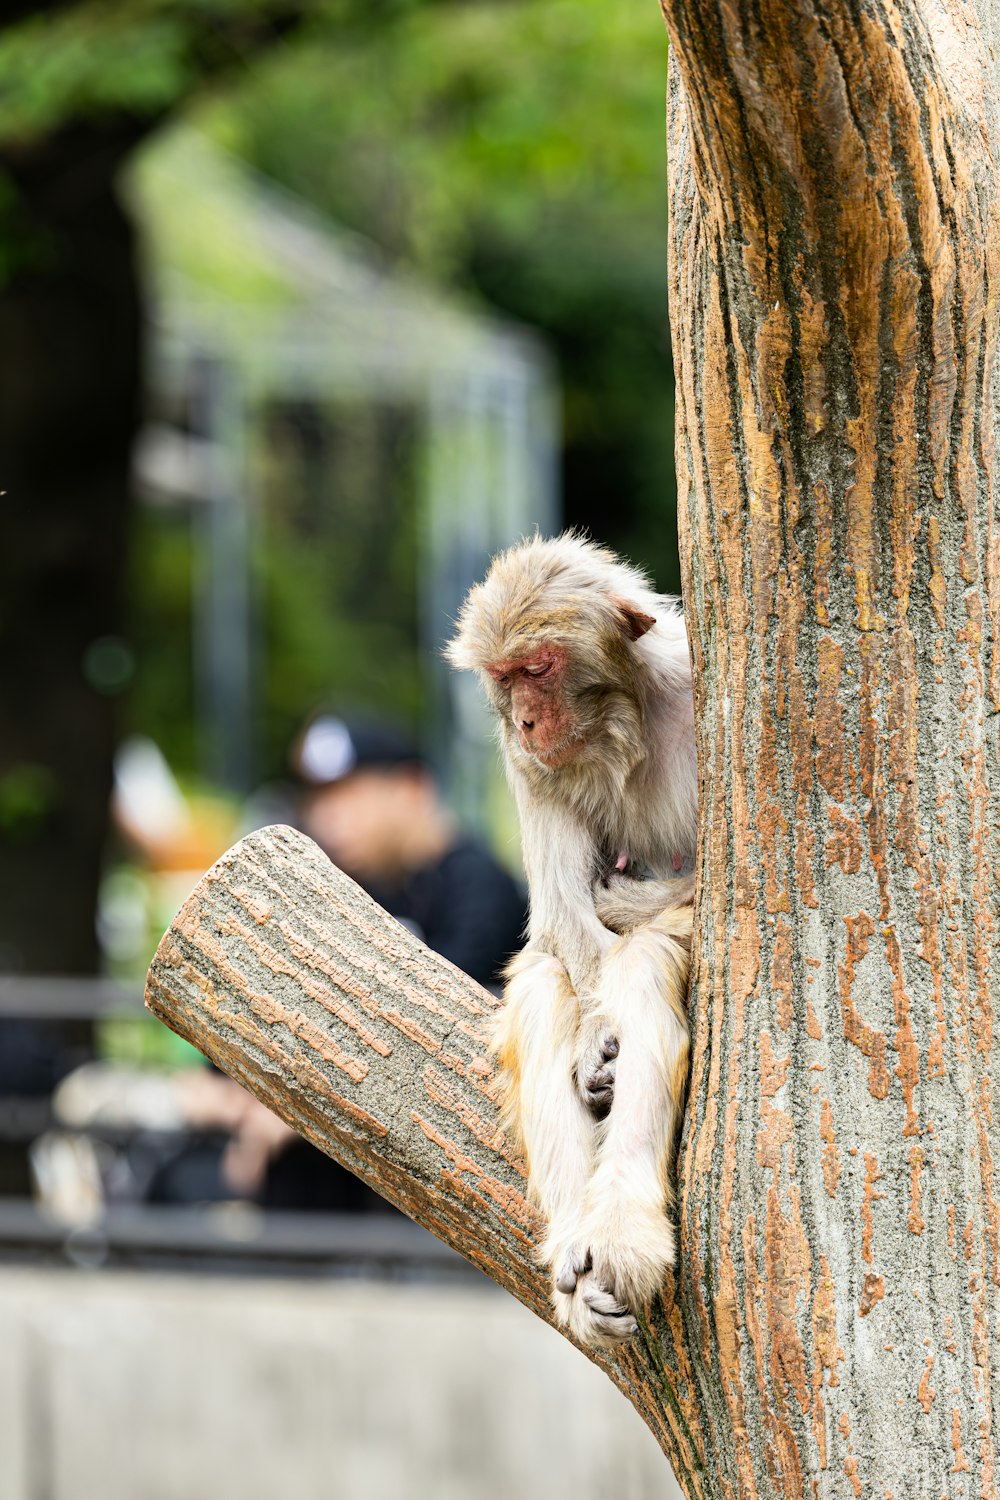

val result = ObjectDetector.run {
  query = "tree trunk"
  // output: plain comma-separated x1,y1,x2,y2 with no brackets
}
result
0,122,143,974
147,4,999,1496
663,0,1000,1494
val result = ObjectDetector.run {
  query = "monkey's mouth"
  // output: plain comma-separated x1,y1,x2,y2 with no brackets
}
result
523,732,585,769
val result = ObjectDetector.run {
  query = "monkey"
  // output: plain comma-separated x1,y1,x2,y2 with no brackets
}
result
446,532,697,1347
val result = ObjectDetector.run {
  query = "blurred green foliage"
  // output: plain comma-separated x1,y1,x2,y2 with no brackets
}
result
207,3,666,277
253,401,424,771
2,0,679,789
0,1,319,142
0,0,676,578
204,0,680,585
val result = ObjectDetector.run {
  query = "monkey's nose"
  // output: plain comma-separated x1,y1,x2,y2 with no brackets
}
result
520,717,535,732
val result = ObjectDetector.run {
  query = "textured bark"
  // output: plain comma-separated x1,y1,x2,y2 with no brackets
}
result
663,0,1000,1495
144,825,704,1489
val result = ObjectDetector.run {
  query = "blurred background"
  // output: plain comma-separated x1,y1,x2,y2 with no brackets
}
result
0,2,682,1496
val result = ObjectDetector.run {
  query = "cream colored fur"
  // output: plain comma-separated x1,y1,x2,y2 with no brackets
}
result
450,533,697,1348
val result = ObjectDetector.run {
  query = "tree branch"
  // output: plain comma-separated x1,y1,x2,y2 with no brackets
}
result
144,823,705,1489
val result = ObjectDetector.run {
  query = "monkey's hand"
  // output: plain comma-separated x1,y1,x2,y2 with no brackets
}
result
574,1019,619,1120
593,872,695,935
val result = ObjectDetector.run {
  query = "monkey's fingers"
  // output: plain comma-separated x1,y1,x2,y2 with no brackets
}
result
583,1064,616,1118
577,1032,619,1120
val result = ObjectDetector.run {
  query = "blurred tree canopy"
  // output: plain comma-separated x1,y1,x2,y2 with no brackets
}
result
0,0,676,973
207,0,679,585
0,0,677,581
0,0,315,971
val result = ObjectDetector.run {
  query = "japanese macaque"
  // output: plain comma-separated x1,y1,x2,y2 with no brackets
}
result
447,533,697,1347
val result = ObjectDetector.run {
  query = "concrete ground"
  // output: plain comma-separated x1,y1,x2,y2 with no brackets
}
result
0,1268,684,1500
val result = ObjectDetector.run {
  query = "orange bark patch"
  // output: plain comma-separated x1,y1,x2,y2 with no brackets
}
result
862,1153,885,1264
825,806,864,875
232,887,273,924
760,1031,790,1097
882,921,921,1137
840,914,891,1098
758,804,792,915
764,1184,812,1493
927,514,948,627
844,1455,863,1498
757,1099,792,1176
952,1408,971,1473
820,1098,842,1198
772,916,795,1033
918,1354,935,1414
859,1274,885,1317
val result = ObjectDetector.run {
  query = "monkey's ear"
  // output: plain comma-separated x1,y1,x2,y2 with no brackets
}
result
611,595,656,642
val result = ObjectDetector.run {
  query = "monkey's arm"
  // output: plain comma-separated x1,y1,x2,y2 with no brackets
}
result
515,785,614,995
593,873,695,935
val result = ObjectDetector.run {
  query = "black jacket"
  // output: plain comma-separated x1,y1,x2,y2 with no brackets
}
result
367,839,526,992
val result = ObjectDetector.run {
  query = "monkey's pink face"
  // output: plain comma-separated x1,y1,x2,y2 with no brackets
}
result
486,647,582,767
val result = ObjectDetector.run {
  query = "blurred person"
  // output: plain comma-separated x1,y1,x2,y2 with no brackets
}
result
0,1013,88,1199
152,715,526,1212
291,714,526,990
228,713,528,1210
0,1021,70,1098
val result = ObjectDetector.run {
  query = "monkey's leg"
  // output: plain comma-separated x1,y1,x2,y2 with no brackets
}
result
574,909,691,1320
492,950,619,1329
593,872,695,935
576,889,692,1118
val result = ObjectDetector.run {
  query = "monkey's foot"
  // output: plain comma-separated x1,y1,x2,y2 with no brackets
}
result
582,1193,676,1312
545,1232,637,1347
575,1028,619,1119
551,1257,638,1347
559,1274,639,1348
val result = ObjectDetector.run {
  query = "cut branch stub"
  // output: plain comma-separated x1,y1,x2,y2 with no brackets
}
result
143,824,703,1485
144,824,536,1297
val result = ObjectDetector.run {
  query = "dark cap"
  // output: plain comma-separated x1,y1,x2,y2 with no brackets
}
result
291,715,425,787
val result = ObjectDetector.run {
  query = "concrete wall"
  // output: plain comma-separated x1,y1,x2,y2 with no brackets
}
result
0,1269,684,1500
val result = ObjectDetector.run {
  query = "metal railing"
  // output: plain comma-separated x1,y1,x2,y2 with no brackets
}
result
0,975,476,1281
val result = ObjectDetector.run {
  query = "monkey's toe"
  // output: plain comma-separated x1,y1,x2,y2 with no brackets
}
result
586,1207,677,1311
566,1275,638,1346
554,1247,590,1295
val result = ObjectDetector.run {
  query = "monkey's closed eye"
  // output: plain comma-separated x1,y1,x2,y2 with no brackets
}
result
524,663,553,678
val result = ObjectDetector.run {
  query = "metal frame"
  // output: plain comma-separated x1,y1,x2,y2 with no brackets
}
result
128,130,560,820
